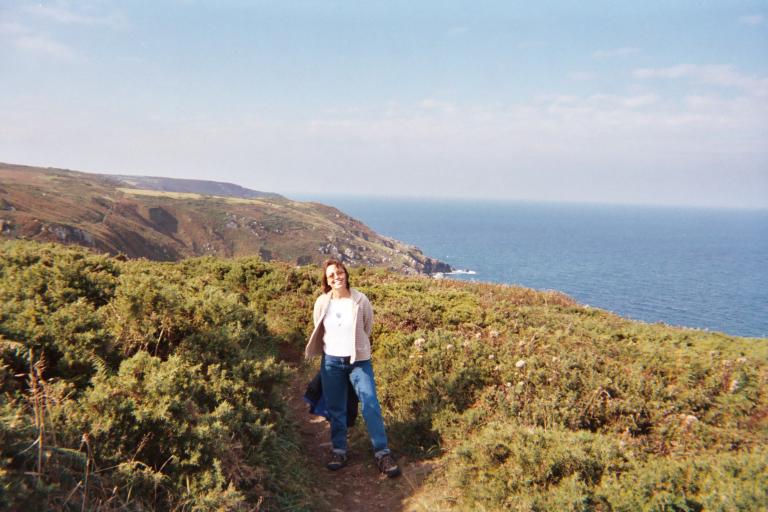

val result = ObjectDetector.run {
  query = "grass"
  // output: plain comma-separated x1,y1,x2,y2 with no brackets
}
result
116,187,280,206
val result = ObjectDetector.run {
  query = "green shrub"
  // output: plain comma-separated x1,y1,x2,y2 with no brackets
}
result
2,240,766,511
598,449,768,512
0,242,119,385
439,422,628,511
72,351,290,509
0,241,312,510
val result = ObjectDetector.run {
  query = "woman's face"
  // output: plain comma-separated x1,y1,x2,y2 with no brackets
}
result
325,264,347,291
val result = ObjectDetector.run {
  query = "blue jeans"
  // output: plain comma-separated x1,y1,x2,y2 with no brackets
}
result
320,355,390,457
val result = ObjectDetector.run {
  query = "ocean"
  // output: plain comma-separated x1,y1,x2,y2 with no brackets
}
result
301,197,768,339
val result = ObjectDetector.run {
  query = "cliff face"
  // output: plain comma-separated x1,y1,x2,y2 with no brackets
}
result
0,163,452,274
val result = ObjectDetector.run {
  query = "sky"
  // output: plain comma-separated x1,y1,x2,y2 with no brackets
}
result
1,1,767,208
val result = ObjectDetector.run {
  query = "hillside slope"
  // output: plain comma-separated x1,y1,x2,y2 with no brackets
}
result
103,174,284,200
0,162,451,274
1,241,765,511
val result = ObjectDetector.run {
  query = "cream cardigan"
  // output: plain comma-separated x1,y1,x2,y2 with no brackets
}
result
305,288,374,363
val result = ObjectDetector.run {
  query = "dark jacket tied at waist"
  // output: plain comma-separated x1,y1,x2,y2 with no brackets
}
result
303,371,359,427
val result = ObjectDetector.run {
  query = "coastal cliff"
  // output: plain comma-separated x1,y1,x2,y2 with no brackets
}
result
0,162,451,275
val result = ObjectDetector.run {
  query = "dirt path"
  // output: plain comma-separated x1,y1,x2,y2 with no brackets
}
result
286,364,434,512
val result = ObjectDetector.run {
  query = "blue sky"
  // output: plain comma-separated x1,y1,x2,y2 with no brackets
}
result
1,1,767,208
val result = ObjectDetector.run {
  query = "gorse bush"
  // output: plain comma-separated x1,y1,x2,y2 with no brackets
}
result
445,423,629,510
0,244,119,386
600,449,768,512
353,277,767,511
1,240,766,511
75,352,290,509
0,241,310,510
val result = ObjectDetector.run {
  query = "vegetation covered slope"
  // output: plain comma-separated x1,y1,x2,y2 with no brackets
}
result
0,163,450,274
1,241,766,511
104,174,284,200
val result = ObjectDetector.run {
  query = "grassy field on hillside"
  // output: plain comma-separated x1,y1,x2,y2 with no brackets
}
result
116,187,274,206
1,241,765,511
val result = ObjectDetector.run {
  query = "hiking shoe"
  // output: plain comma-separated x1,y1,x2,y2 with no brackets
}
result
326,451,347,471
376,453,401,478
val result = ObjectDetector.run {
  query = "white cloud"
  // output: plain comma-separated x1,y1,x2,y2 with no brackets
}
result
418,98,457,114
302,90,762,153
4,90,765,207
24,3,128,29
0,21,27,36
0,19,77,61
683,95,717,110
0,3,127,62
568,71,595,81
738,14,764,26
540,93,657,110
634,64,768,97
619,94,658,108
593,47,639,59
286,92,767,206
12,34,78,60
634,65,688,80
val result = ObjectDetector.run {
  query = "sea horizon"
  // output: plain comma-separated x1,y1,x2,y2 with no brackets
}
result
295,195,768,339
294,194,768,213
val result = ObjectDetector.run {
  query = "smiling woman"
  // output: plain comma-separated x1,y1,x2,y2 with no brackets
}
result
304,259,402,478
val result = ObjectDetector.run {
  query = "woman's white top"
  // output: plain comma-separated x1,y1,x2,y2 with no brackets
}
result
322,297,355,357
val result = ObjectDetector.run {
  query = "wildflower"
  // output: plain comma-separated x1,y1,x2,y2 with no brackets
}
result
515,359,526,369
414,337,425,349
680,414,699,429
488,354,495,360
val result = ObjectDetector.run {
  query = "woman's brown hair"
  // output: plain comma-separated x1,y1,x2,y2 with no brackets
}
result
321,259,350,293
